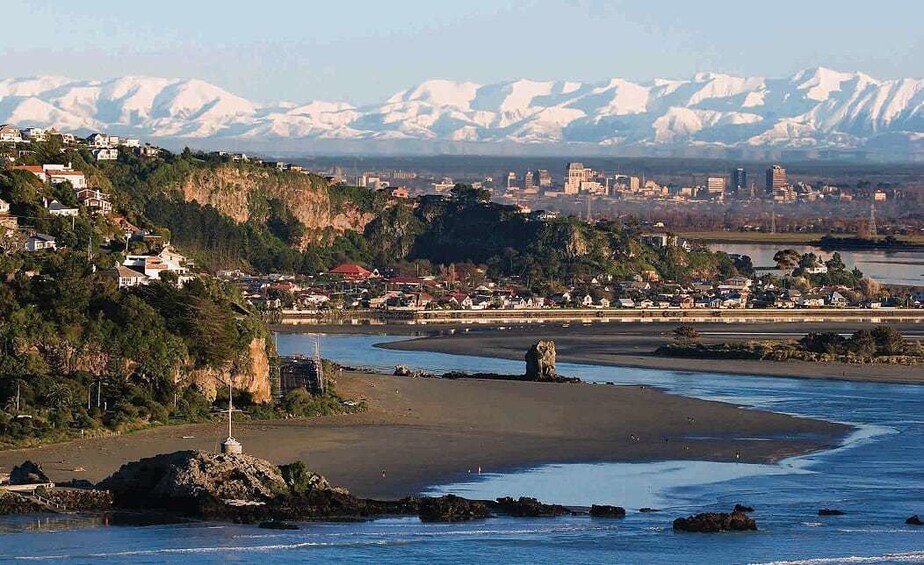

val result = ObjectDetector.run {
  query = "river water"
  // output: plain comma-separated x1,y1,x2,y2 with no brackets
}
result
710,243,924,286
1,333,922,564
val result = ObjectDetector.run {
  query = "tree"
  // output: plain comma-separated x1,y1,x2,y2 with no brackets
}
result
849,330,876,359
773,249,800,271
673,324,700,343
825,252,846,272
449,184,491,204
871,326,904,355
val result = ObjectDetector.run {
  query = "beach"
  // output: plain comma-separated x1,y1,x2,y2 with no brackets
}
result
0,371,848,500
379,321,924,384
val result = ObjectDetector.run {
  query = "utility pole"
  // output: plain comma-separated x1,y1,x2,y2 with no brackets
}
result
868,204,877,237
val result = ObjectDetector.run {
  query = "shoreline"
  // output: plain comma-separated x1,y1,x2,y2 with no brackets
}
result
0,371,850,500
377,321,924,385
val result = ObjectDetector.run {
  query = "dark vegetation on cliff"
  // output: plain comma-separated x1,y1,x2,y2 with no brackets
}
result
0,253,270,448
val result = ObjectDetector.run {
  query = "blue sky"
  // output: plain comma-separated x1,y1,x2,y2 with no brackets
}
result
3,0,921,104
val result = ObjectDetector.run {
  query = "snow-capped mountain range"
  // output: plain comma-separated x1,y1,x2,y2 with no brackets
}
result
1,68,921,156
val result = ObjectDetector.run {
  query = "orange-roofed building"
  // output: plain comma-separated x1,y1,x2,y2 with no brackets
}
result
329,263,373,281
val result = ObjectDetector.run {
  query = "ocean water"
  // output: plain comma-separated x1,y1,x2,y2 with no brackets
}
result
1,333,922,564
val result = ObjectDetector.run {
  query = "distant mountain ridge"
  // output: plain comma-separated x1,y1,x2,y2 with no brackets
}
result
1,68,921,158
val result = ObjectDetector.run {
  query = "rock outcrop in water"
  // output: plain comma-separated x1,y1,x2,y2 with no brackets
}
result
672,509,757,532
419,495,491,522
818,508,846,516
590,504,626,518
98,450,290,512
525,340,557,381
905,514,921,525
9,461,50,485
494,496,572,517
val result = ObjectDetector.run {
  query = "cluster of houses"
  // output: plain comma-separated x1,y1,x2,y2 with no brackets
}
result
0,124,161,162
11,163,113,218
219,262,915,314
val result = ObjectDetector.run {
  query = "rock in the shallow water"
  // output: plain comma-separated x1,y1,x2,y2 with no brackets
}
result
525,340,557,381
734,504,754,513
589,504,626,518
639,507,659,513
672,510,757,533
394,365,412,376
905,514,922,525
494,496,571,517
98,450,288,512
259,520,299,530
419,494,491,522
818,508,846,516
10,461,50,485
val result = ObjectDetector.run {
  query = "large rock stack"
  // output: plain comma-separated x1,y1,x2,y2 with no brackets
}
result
525,340,557,381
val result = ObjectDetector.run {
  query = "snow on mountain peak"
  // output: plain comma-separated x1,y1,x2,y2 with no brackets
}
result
0,70,920,156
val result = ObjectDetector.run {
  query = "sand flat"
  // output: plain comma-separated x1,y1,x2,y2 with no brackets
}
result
381,321,924,384
0,372,848,499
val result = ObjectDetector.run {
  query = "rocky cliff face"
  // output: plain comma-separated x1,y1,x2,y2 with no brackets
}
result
188,337,272,404
180,165,372,246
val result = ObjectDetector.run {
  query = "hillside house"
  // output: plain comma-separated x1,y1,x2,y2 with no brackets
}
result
20,127,47,142
76,188,112,214
0,125,23,143
47,170,87,189
25,233,56,251
93,148,119,161
109,265,149,289
87,133,120,148
46,199,78,217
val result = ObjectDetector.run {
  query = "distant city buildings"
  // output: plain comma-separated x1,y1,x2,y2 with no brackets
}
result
506,171,518,191
766,164,788,194
565,162,591,194
706,176,726,198
524,170,535,190
732,168,747,195
537,169,552,188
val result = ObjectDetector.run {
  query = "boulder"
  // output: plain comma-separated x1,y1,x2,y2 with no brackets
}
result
98,450,288,512
418,495,491,522
906,514,922,525
734,504,754,513
494,496,571,517
638,507,659,513
394,365,412,377
10,461,50,485
818,508,845,516
672,510,757,533
525,340,557,381
589,504,626,518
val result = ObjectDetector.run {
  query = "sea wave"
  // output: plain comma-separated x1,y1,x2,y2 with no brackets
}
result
12,539,407,560
750,550,924,564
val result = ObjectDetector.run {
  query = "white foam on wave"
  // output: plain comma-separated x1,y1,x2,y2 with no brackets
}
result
12,539,405,560
750,551,924,564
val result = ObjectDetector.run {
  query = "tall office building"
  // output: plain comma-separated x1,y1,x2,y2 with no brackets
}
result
766,165,787,194
537,169,552,188
732,168,747,195
564,162,590,194
524,170,535,190
706,176,726,196
506,171,518,190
